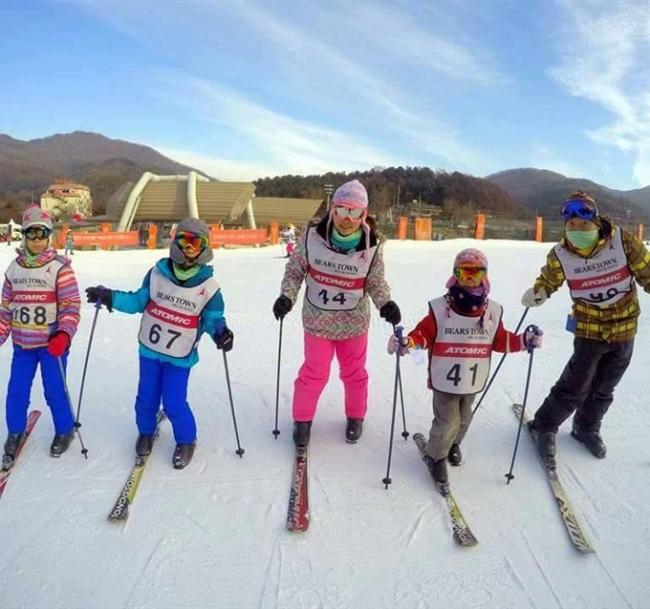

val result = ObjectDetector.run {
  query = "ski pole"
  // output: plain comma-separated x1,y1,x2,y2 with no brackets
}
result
504,325,537,484
471,307,529,417
57,357,88,458
222,351,245,457
273,318,283,438
383,325,404,489
394,325,409,440
75,293,103,436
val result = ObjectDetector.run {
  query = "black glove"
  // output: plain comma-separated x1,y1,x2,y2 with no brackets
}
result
215,327,234,352
273,295,293,320
380,300,401,325
85,286,113,312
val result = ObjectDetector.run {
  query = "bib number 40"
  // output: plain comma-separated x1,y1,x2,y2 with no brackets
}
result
318,289,347,306
446,363,479,387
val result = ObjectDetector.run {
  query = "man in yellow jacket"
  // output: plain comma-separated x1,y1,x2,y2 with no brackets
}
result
521,191,650,467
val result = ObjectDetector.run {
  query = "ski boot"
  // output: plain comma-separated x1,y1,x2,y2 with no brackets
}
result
527,421,556,469
292,421,312,448
345,418,364,444
448,443,462,466
135,434,154,457
50,431,74,458
172,442,196,469
2,432,25,470
431,459,449,487
571,427,607,459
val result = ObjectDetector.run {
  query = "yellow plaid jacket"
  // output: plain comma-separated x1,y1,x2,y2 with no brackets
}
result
533,225,650,342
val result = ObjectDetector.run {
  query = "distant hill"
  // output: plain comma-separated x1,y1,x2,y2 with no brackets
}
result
0,131,204,221
487,168,650,222
255,167,518,215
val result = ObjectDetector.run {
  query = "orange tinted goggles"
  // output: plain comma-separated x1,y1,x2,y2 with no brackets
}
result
454,266,487,281
175,231,208,250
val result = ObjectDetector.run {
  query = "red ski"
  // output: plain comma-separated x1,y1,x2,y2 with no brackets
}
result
0,410,42,499
286,446,309,532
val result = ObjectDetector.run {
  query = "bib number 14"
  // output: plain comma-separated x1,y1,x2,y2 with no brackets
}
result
446,363,479,387
318,289,347,306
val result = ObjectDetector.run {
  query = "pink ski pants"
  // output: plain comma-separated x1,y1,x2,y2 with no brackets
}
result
292,333,369,422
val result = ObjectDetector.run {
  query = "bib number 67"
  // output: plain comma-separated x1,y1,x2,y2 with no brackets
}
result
149,324,182,349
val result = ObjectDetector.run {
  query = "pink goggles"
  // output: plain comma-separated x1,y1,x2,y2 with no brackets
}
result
332,206,365,220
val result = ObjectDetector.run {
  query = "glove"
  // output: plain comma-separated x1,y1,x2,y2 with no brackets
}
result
387,334,411,356
215,327,234,352
379,301,401,325
521,287,547,308
47,331,71,357
273,295,293,320
523,325,543,351
86,286,113,312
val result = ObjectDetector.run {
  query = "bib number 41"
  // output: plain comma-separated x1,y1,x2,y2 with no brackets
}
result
446,363,479,387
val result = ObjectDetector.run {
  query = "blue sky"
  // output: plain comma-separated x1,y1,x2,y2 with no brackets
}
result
1,1,649,189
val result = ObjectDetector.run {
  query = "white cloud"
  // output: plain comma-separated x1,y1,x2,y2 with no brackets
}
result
342,3,507,87
159,77,397,177
198,1,487,170
528,144,585,179
549,1,650,185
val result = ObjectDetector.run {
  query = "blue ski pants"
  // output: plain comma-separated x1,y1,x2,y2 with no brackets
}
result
6,345,74,435
135,355,196,444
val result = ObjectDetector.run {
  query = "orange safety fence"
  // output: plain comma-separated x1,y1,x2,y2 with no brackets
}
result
269,222,280,245
396,217,408,240
71,231,139,249
474,213,486,240
414,217,432,240
209,227,268,246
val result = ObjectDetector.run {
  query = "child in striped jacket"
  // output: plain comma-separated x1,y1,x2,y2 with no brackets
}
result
0,206,81,467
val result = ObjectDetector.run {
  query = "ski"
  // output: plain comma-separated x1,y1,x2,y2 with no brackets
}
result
286,446,309,532
513,403,595,553
108,412,166,522
413,433,478,547
0,410,42,500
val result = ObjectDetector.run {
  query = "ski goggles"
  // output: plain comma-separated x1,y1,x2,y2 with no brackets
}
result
332,206,365,220
454,265,487,281
175,231,208,251
560,199,597,221
22,227,52,240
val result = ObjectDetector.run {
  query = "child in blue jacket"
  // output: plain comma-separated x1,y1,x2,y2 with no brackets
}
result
86,218,233,469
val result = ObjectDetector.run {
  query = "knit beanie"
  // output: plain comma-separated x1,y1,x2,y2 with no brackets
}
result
170,217,213,265
22,205,53,231
445,248,491,293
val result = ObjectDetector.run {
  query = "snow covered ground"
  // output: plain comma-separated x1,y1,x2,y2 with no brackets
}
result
1,239,649,609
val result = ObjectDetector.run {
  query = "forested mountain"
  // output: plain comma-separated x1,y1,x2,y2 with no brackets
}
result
255,167,518,216
487,168,649,221
0,131,200,221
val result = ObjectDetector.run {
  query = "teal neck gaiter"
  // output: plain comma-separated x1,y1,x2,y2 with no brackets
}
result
330,227,362,252
173,262,200,281
566,229,599,250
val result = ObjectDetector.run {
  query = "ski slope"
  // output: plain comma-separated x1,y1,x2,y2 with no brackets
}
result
1,239,649,609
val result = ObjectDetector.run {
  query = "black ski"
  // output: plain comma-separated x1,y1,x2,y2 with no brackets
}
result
108,412,166,522
513,403,595,553
286,446,309,532
0,410,42,499
413,433,478,547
